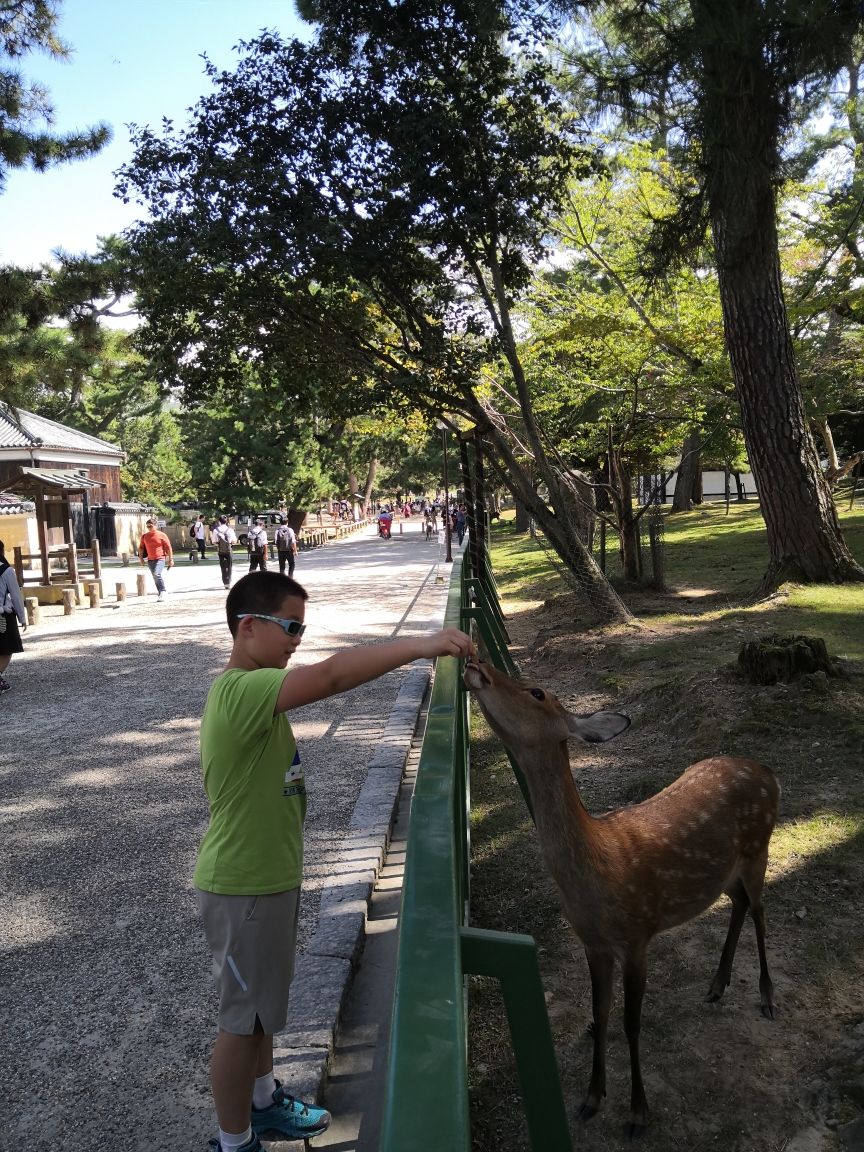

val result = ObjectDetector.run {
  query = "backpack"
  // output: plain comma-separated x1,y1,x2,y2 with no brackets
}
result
216,532,232,555
248,528,264,554
189,524,197,539
276,525,294,550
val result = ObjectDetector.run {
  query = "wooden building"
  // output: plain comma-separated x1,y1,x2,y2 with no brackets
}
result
0,405,124,501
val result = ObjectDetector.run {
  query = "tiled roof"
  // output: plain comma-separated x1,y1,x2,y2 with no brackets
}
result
0,467,106,493
0,405,124,456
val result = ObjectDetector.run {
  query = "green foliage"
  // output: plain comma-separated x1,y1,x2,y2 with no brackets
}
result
117,2,582,418
0,1,109,191
515,144,741,474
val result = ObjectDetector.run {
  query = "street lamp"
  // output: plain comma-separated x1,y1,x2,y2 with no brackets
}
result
436,420,453,563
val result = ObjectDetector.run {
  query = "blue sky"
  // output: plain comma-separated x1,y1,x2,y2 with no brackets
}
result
0,0,306,267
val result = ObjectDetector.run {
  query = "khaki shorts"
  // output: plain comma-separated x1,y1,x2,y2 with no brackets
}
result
195,887,300,1035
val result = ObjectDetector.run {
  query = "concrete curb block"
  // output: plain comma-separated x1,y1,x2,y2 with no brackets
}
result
271,661,435,1106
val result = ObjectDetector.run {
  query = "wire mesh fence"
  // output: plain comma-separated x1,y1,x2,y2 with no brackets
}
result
526,473,667,613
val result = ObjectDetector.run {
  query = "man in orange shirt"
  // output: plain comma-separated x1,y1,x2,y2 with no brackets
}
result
138,518,175,602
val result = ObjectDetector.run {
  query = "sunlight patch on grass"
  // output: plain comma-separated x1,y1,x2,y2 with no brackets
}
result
767,811,863,879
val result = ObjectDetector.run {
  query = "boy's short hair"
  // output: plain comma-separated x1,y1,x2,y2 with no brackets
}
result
225,571,308,637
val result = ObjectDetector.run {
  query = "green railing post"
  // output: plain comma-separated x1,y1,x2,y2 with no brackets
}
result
465,574,511,644
461,927,573,1152
381,545,563,1152
461,606,517,676
380,559,471,1152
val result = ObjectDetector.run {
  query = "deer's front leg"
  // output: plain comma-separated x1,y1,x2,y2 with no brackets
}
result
622,948,649,1139
580,947,614,1121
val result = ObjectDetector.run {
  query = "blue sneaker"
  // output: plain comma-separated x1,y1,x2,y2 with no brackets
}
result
207,1137,262,1152
251,1079,332,1140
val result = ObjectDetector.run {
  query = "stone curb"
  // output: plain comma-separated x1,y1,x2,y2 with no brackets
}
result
271,652,439,1106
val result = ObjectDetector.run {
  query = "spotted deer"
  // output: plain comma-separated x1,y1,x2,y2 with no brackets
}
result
463,660,780,1139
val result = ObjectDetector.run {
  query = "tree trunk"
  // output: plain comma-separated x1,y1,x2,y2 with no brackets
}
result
362,456,377,516
459,436,478,574
287,508,307,533
610,457,641,581
514,493,530,532
693,0,864,587
671,429,700,512
472,436,487,558
713,206,863,585
734,471,745,501
691,459,703,504
483,428,630,621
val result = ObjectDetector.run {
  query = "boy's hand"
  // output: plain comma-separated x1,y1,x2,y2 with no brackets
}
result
419,627,477,661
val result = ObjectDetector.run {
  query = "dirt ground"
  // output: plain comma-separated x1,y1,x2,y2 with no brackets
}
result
0,523,444,1149
467,514,864,1152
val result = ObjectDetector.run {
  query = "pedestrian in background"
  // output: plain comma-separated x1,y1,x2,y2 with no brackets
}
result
138,518,174,602
275,518,298,579
456,504,467,545
192,515,208,561
212,516,237,589
0,539,26,693
247,518,269,572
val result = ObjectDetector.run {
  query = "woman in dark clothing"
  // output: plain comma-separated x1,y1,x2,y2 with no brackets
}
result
0,539,27,693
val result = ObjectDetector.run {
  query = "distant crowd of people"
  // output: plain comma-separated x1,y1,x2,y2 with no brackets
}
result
137,513,300,598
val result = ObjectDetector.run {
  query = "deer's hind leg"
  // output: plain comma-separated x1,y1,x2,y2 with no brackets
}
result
580,948,614,1122
622,946,649,1140
705,878,749,1003
740,849,775,1019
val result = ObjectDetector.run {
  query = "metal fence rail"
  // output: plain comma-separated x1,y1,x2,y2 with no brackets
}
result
380,542,572,1152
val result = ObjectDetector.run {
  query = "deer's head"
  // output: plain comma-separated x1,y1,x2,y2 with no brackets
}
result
463,660,631,751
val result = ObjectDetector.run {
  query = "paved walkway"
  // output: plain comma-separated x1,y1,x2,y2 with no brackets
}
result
0,521,445,1149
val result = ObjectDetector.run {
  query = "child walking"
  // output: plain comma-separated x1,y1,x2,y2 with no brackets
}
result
195,569,476,1150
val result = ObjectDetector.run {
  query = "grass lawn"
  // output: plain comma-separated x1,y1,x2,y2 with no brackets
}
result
466,503,864,1151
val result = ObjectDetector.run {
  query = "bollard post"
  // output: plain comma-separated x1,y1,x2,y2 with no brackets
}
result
137,573,147,597
73,582,84,607
62,588,76,615
25,597,39,626
116,582,127,603
88,582,101,609
121,552,130,567
191,549,199,564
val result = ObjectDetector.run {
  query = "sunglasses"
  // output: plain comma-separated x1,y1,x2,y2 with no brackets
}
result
236,613,306,636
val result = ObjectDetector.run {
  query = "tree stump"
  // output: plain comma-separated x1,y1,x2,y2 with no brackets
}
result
62,588,76,616
738,635,837,685
87,582,101,610
24,597,39,626
116,582,127,603
137,573,147,597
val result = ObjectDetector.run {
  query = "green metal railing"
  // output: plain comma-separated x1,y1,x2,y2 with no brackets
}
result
380,542,572,1152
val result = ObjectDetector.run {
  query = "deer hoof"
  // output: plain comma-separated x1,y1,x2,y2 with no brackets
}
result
625,1121,646,1140
761,1003,776,1020
703,991,722,1003
578,1103,598,1122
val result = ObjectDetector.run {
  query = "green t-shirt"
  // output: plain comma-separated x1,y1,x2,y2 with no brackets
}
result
193,667,307,895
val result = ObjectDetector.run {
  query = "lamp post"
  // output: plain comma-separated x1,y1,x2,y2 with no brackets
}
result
437,420,453,563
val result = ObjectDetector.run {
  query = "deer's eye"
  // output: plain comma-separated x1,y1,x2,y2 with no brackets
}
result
530,689,545,701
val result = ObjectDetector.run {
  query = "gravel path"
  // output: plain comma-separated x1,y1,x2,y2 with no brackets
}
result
0,522,445,1148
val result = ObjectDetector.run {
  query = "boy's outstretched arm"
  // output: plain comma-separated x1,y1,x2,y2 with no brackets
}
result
275,628,476,713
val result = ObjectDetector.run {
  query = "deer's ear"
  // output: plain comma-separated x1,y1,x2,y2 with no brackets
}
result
566,711,631,743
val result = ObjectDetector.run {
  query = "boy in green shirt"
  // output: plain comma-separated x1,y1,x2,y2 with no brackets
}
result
195,569,476,1151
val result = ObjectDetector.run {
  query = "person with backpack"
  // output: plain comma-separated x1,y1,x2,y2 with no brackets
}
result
0,539,26,694
275,518,298,579
246,519,269,572
191,516,208,561
212,516,238,589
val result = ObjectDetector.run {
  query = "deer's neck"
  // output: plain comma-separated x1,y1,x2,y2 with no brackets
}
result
516,740,602,882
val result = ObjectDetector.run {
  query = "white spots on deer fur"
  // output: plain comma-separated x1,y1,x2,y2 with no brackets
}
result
760,787,768,798
765,812,773,824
